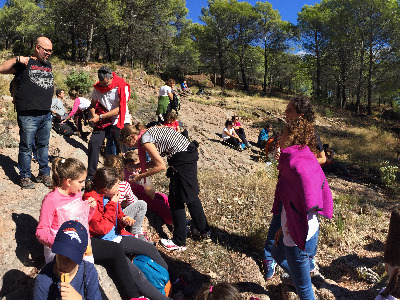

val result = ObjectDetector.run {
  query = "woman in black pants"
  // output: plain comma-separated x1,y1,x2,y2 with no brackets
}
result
120,123,210,252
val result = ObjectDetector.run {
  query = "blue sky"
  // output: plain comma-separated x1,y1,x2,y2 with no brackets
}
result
186,0,320,24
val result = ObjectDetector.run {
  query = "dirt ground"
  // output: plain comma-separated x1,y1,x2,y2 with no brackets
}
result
0,78,396,299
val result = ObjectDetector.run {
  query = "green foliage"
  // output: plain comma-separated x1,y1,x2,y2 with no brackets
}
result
379,160,398,187
12,40,31,56
324,108,334,118
393,100,400,114
65,71,93,94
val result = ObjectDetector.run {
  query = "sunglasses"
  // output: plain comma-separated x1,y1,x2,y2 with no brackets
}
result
38,45,53,54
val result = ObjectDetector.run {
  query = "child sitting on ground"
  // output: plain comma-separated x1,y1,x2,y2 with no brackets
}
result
194,282,240,300
257,123,273,149
36,157,96,264
84,167,149,242
375,209,400,300
123,150,173,225
32,220,101,299
163,111,180,132
85,167,172,300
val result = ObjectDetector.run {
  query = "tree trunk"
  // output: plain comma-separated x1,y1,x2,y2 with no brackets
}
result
85,23,94,63
367,43,373,115
263,40,268,93
71,27,76,61
355,40,364,114
104,30,112,63
315,30,321,100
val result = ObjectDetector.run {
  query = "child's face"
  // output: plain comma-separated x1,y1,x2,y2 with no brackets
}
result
105,181,119,198
66,172,86,194
55,254,78,275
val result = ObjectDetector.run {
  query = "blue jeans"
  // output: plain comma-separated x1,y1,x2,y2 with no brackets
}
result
17,112,52,178
272,229,319,300
263,212,281,261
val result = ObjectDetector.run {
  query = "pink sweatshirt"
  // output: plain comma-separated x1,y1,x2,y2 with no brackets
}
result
36,188,95,248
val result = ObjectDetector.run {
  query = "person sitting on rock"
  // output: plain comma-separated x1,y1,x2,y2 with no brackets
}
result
32,220,101,300
222,119,244,151
232,115,251,148
257,123,273,149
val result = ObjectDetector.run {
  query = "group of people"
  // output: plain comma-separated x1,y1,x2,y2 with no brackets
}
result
0,36,397,300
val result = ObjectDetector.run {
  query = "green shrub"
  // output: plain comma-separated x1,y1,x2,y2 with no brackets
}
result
65,71,93,94
379,160,398,187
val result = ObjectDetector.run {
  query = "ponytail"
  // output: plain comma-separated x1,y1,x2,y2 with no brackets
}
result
51,157,86,188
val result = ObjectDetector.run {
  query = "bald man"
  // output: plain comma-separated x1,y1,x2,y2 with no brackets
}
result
0,37,54,189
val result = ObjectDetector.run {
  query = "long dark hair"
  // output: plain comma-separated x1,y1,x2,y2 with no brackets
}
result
92,167,120,193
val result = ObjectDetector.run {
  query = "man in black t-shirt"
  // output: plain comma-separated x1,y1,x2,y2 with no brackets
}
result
0,37,54,189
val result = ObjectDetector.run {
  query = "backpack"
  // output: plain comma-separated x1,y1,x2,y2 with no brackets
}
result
170,92,180,111
132,255,171,296
9,75,19,110
53,122,75,136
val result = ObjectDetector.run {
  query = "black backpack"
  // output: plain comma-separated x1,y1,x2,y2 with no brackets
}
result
170,92,180,111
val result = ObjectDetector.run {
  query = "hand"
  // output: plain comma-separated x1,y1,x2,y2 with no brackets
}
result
274,148,281,160
59,282,82,300
89,114,100,123
129,173,142,183
19,56,29,66
274,227,283,246
111,191,120,203
86,197,97,208
122,216,135,226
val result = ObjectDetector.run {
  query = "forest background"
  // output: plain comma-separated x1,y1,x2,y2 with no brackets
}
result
1,0,400,116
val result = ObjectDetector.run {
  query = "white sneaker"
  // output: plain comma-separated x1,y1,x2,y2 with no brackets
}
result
160,238,186,251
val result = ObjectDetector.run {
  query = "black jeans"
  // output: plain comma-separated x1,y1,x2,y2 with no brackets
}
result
91,238,139,299
87,125,122,179
170,197,209,246
120,237,170,300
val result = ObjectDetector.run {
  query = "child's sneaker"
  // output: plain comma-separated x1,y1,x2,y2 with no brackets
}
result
160,238,186,251
263,259,277,280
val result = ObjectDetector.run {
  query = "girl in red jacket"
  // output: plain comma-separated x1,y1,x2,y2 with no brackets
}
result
84,167,172,300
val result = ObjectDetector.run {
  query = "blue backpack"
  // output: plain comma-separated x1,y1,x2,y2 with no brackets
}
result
132,255,170,295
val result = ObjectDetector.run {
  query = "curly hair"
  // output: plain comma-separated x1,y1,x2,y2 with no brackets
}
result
291,97,316,123
119,122,145,144
283,118,317,154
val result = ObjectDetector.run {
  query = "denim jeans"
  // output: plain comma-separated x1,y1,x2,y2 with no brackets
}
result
17,112,52,178
272,229,319,300
263,212,281,261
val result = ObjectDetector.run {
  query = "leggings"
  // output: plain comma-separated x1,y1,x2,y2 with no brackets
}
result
91,238,139,299
120,236,171,300
123,200,147,234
